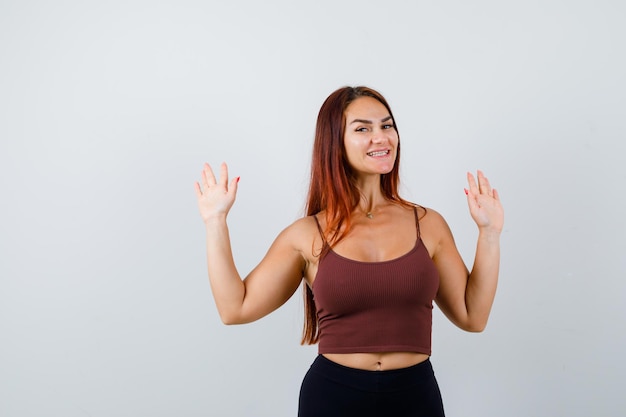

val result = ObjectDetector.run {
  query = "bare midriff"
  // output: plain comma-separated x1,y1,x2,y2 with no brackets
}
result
322,352,430,371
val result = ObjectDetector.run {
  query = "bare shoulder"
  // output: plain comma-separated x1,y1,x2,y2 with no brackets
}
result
282,215,319,238
275,215,322,259
416,206,454,256
417,206,447,227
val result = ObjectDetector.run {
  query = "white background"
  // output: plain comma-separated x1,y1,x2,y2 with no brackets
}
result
1,1,625,416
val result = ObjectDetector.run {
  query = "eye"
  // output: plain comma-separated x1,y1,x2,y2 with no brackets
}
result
382,123,394,130
355,126,369,132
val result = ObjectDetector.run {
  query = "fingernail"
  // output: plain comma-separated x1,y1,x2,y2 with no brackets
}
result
464,188,468,195
236,176,241,183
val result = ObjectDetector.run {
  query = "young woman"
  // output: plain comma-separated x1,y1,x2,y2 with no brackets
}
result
194,86,504,416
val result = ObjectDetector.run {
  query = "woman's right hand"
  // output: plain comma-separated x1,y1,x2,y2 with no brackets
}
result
194,162,239,224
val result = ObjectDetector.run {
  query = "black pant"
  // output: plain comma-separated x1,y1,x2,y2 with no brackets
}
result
298,355,445,417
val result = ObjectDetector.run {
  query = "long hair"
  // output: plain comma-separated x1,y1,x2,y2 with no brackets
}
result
301,86,412,345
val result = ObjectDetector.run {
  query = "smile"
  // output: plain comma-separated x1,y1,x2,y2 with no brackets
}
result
367,150,390,157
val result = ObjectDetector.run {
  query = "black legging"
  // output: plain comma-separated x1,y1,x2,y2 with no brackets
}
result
298,355,445,417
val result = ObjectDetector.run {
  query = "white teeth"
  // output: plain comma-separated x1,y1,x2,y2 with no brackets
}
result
367,150,389,157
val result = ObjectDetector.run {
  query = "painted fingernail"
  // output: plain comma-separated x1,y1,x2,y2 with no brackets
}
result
464,188,469,195
236,176,241,183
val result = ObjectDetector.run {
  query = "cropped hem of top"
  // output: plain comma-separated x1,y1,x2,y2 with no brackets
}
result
319,345,433,355
312,206,440,356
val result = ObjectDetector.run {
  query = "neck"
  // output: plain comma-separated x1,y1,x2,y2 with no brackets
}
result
357,187,387,219
352,173,389,219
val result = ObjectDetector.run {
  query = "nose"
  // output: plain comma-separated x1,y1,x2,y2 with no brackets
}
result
371,128,389,144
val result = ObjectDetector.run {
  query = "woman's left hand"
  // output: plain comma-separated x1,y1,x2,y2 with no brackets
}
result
465,170,504,233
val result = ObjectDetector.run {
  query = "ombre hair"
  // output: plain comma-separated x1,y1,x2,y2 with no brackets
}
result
301,86,413,345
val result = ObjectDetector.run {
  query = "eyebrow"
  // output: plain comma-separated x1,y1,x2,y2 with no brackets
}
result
349,116,393,125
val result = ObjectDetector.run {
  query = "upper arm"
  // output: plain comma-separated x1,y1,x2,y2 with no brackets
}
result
234,219,310,324
426,211,473,330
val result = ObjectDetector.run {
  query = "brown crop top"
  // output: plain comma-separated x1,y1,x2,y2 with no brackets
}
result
312,207,440,355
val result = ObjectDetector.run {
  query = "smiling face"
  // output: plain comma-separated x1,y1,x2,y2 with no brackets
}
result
343,96,399,177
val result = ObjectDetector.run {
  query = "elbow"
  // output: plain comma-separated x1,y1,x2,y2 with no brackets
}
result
463,319,488,333
466,324,486,333
219,311,243,326
221,317,238,326
219,310,254,326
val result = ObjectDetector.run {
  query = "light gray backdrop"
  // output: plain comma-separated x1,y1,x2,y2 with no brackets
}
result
1,1,624,416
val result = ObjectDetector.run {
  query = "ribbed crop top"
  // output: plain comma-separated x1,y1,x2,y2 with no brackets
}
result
312,207,440,355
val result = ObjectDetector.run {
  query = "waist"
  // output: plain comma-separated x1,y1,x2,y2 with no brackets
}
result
322,351,430,371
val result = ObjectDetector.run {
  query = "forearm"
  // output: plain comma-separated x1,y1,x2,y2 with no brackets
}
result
465,229,501,331
204,216,245,324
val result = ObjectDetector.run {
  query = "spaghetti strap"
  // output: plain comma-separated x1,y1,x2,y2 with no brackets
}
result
413,206,425,240
312,215,326,242
312,215,329,255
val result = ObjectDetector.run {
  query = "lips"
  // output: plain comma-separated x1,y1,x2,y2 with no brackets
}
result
367,150,390,157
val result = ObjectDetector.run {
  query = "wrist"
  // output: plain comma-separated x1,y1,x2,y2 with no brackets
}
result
203,213,228,227
477,227,501,242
